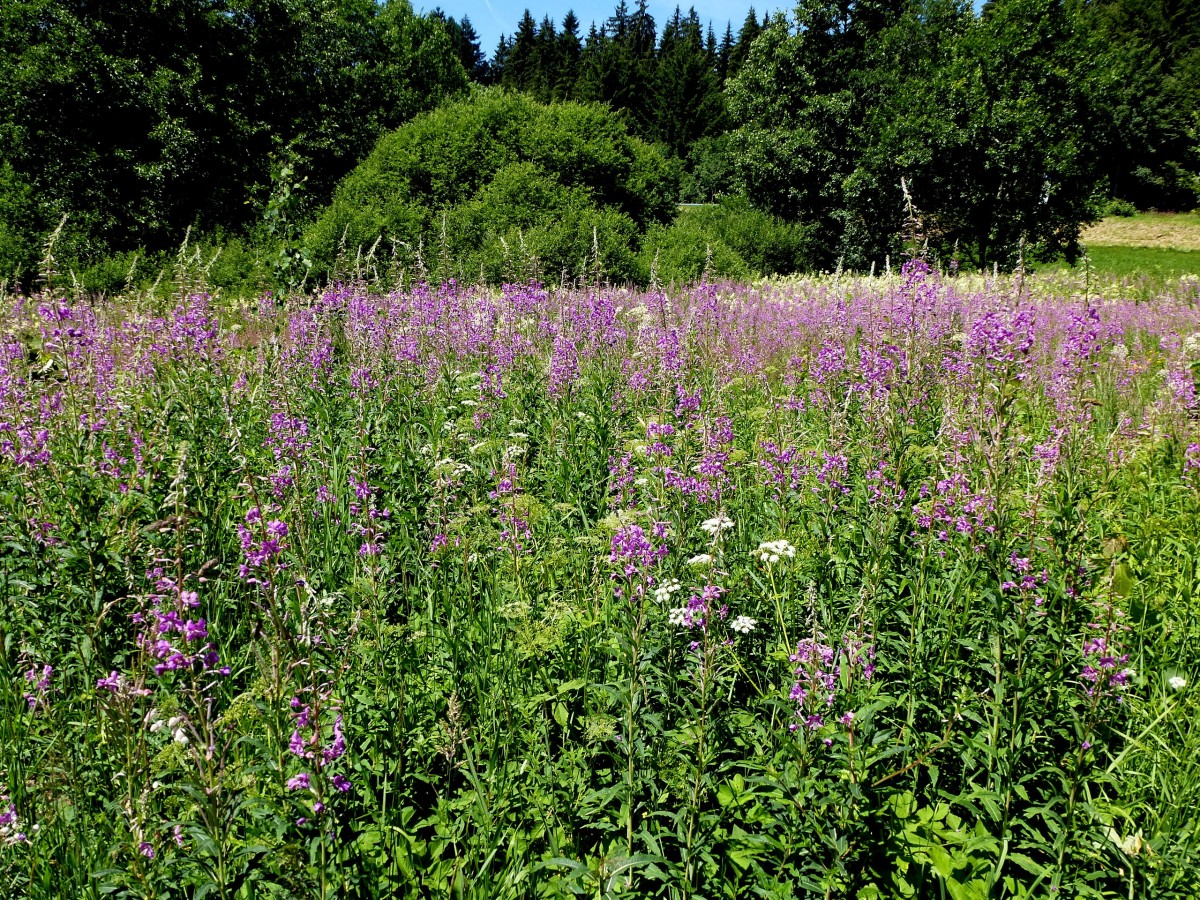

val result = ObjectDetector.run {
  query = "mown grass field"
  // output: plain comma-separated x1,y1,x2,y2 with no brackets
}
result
1040,212,1200,284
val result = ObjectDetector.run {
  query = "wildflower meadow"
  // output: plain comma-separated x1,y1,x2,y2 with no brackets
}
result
3,263,1200,898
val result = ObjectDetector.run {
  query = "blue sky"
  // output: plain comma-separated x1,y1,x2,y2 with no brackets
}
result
433,2,769,58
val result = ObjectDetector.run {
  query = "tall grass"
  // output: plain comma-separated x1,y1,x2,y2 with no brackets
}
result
2,264,1200,897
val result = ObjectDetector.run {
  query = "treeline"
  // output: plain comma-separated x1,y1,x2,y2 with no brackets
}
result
485,0,1199,269
0,0,1196,287
0,0,475,280
489,4,760,156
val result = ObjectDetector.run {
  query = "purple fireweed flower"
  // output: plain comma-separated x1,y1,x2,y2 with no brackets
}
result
265,414,312,462
1182,442,1200,481
23,664,52,710
97,671,123,692
0,796,26,845
96,671,150,699
349,476,373,501
323,715,346,763
1080,604,1132,701
289,730,310,759
789,629,875,733
609,524,667,577
132,575,226,679
548,335,580,399
182,619,207,642
237,509,288,584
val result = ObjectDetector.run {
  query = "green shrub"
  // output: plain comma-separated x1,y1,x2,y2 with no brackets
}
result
204,235,274,298
305,89,679,284
641,196,815,284
1104,198,1138,217
0,161,38,283
76,250,145,295
67,233,272,300
679,134,739,204
642,220,751,285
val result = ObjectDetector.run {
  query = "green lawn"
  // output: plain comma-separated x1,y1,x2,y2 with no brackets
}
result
1039,212,1200,283
1079,244,1199,279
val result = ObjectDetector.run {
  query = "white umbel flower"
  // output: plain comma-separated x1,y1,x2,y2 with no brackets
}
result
654,579,682,604
730,616,757,634
755,539,796,565
700,514,734,535
687,553,714,567
1169,675,1187,690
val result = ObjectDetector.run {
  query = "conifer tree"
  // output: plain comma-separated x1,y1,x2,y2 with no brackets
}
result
492,34,511,82
728,8,762,76
455,16,489,81
653,7,725,154
556,12,584,98
502,10,540,93
718,22,735,80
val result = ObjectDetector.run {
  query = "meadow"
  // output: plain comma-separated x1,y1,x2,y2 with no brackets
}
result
1041,213,1200,291
3,262,1200,898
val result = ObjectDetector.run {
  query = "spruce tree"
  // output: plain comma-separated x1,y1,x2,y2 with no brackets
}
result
718,22,735,80
502,10,540,93
653,7,725,154
728,7,761,76
557,12,584,99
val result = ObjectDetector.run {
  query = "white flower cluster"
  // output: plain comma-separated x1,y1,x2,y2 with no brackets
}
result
730,615,757,634
687,553,714,567
668,606,689,627
147,709,190,745
755,539,796,565
1169,675,1187,691
654,579,682,604
433,457,472,480
700,514,734,536
1183,333,1200,359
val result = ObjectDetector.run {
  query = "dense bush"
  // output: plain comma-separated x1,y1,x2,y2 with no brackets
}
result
678,134,740,204
0,162,39,282
723,0,1106,271
1104,198,1139,218
305,90,679,284
641,197,815,283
